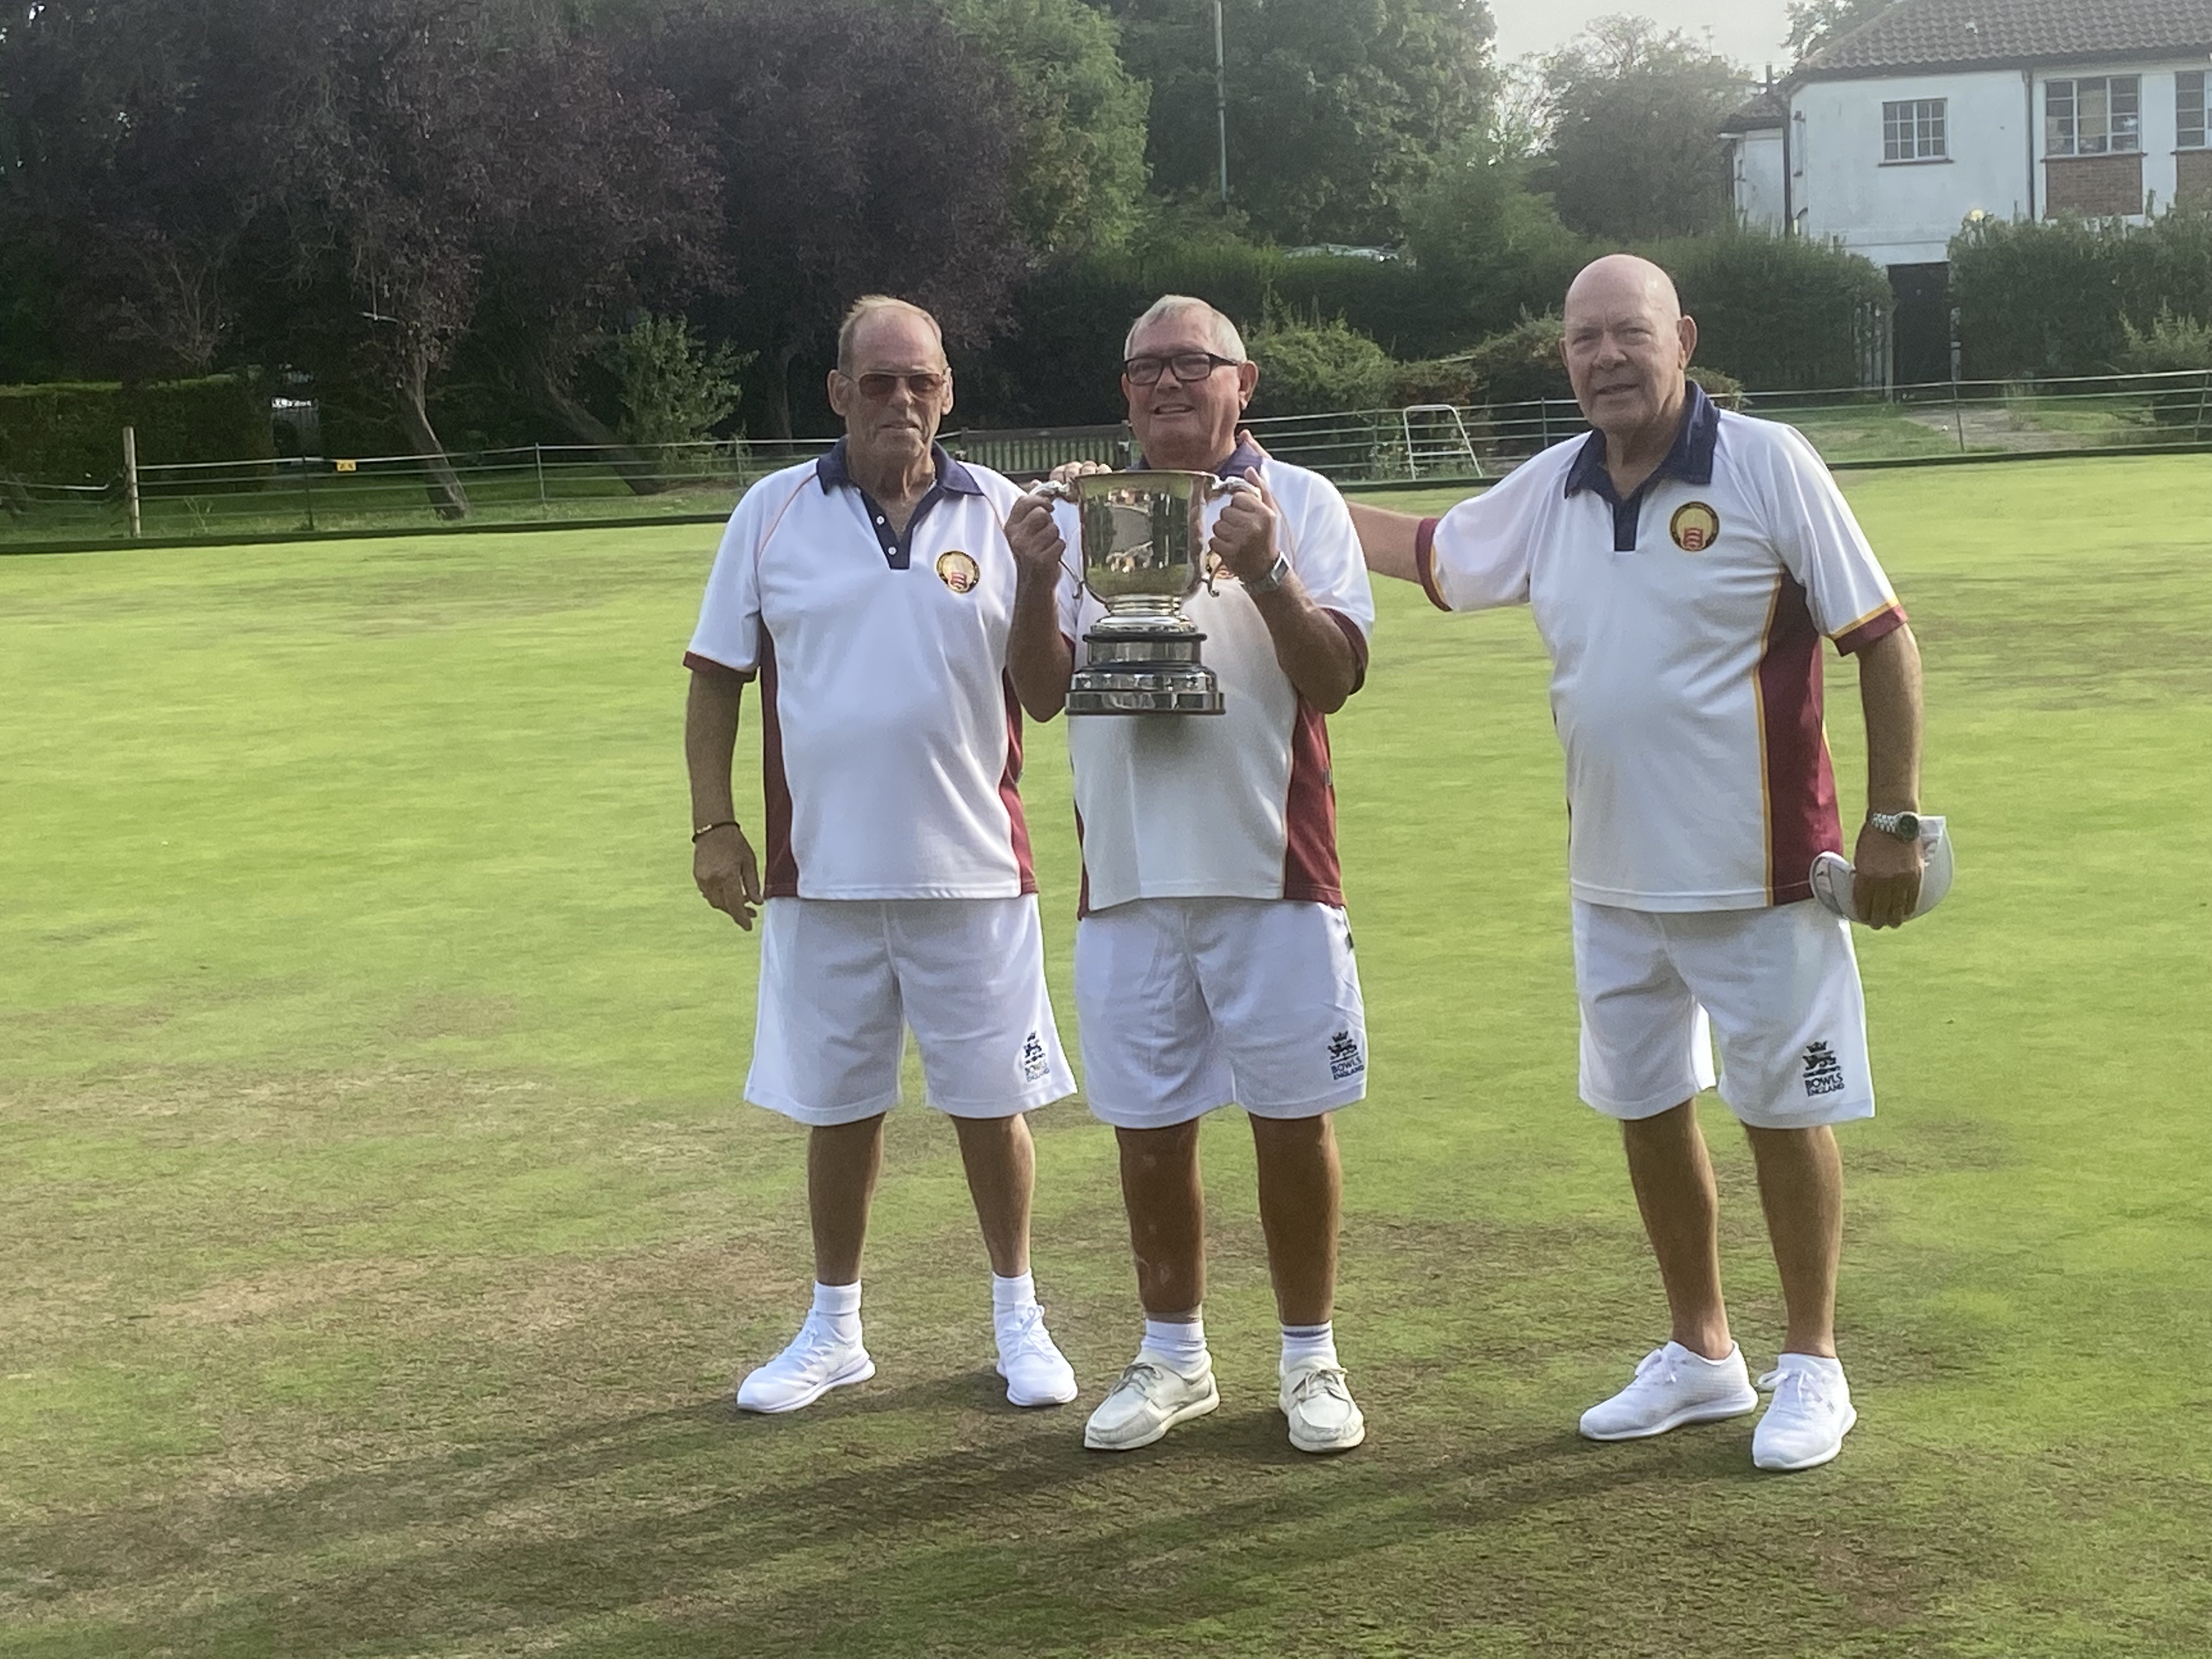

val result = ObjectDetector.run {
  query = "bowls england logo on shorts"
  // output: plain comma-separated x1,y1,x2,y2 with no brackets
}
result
935,550,980,594
1669,503,1720,552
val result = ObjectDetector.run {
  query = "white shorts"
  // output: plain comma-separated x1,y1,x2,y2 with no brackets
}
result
1573,899,1875,1130
1074,898,1367,1131
746,896,1075,1127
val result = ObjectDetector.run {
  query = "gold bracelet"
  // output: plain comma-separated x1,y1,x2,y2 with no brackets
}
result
691,820,740,843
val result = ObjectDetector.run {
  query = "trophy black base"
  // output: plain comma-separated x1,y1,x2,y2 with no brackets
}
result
1066,623,1224,715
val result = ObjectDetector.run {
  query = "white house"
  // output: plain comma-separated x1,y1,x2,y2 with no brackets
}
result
1724,0,2212,380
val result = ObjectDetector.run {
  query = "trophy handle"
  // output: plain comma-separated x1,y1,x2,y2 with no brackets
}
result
1195,475,1259,596
1034,479,1075,503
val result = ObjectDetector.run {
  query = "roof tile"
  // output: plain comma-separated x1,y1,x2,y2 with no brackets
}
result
1804,0,2212,76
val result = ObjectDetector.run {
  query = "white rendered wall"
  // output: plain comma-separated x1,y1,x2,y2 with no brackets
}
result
1730,129,1787,231
1792,70,2033,266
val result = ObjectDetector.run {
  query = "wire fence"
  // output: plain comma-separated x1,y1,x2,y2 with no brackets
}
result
3,370,2208,550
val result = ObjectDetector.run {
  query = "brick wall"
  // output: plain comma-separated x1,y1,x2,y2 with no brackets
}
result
2045,153,2145,216
2178,151,2212,210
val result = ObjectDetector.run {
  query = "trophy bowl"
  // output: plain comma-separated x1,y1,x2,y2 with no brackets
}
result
1040,469,1251,715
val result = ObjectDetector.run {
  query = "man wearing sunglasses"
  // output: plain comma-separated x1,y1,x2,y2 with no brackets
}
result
1006,295,1376,1455
685,295,1079,1417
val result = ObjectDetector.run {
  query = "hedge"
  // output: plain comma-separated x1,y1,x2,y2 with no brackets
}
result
0,376,274,484
1951,208,2212,379
965,230,1895,424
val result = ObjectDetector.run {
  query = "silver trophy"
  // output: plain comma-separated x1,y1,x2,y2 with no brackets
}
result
1039,470,1255,715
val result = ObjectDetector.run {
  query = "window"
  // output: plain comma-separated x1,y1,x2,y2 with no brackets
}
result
2181,72,2208,150
2046,76,2141,155
1882,98,1947,161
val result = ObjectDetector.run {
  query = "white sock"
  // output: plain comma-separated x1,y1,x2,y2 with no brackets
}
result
1281,1321,1338,1374
1141,1313,1207,1372
811,1279,861,1345
991,1271,1038,1337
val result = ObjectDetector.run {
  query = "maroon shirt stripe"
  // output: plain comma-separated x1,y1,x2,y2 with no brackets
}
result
758,634,799,898
1756,574,1842,905
1415,517,1449,612
1283,697,1345,907
1834,603,1908,657
998,674,1039,896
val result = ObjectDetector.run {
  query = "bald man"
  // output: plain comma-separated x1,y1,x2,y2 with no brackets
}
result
686,295,1079,1417
1350,255,1927,1471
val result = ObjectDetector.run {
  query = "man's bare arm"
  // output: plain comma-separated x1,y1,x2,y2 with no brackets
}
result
1347,500,1426,584
1005,494,1076,722
1849,623,1925,929
1246,577,1360,713
685,669,764,929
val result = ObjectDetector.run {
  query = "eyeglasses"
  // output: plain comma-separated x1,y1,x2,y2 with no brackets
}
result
1124,352,1242,386
845,370,948,401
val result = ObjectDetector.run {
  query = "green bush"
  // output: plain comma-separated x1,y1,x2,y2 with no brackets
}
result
2119,309,2212,429
1953,208,2212,379
1461,315,1571,407
0,376,272,484
597,315,751,449
1246,298,1396,415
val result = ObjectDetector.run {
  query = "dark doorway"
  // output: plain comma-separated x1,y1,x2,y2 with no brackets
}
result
1888,262,1953,387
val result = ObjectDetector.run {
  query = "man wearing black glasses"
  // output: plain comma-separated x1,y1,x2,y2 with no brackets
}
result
685,295,1080,1417
1006,295,1376,1455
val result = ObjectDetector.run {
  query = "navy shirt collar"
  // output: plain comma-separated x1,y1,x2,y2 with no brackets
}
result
1563,381,1718,504
815,438,980,498
1131,437,1267,479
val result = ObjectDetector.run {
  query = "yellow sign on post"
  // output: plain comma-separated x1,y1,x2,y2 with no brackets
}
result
334,459,358,473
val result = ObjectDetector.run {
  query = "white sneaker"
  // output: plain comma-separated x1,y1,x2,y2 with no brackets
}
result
734,1314,874,1414
1082,1353,1218,1451
996,1305,1079,1407
1280,1359,1365,1454
1752,1356,1857,1471
1578,1341,1760,1441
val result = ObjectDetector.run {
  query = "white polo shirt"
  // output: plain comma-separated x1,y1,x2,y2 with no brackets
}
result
1053,444,1375,913
1419,386,1906,911
686,441,1036,900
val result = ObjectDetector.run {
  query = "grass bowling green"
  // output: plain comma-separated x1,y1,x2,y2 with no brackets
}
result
2,454,2208,1656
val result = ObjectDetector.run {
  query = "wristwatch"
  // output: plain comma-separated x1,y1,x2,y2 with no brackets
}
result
1245,552,1291,594
1867,809,1922,841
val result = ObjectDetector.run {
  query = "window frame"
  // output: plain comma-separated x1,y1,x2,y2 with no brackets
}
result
2046,74,2143,157
1881,97,1949,163
2180,71,2208,151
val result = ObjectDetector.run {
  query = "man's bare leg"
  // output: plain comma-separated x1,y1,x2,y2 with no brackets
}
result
1744,1123,1843,1359
1621,1101,1733,1359
953,1112,1034,1278
1250,1113,1340,1327
1115,1120,1206,1316
808,1115,887,1285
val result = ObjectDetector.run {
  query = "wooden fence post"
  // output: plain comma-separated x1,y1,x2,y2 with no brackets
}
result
122,425,142,539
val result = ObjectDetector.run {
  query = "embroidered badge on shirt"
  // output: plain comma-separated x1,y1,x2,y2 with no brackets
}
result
1669,503,1720,552
935,550,980,594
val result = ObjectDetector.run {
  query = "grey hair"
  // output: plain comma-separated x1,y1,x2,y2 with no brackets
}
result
837,295,947,372
1123,295,1246,362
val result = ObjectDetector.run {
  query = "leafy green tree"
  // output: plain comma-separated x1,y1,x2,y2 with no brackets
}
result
597,313,751,448
1784,0,1898,64
1100,0,1495,246
938,0,1150,255
1402,134,1587,326
1537,15,1745,240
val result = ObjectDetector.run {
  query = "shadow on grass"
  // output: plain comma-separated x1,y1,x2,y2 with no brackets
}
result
2,1369,1801,1658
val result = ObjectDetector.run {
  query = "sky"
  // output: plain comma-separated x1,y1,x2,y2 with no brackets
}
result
1491,0,1798,77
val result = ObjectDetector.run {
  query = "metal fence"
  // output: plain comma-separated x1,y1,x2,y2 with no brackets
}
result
3,370,2207,550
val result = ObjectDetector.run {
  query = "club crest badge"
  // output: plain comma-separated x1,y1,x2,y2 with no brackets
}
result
1669,503,1720,552
935,550,980,594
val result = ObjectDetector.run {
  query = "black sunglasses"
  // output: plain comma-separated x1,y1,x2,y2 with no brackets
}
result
1124,352,1243,386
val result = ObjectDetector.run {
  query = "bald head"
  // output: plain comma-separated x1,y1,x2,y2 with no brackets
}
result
1561,255,1697,455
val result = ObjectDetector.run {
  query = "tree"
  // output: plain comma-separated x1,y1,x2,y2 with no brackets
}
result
637,0,1028,438
1785,0,1898,64
1401,133,1587,328
1537,15,1746,240
1101,0,1496,246
937,0,1151,256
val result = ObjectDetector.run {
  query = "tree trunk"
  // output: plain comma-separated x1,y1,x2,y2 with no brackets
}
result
765,341,799,442
392,347,471,521
522,352,675,496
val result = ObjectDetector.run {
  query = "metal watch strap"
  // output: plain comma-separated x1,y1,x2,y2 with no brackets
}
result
1867,809,1920,840
1245,552,1291,594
